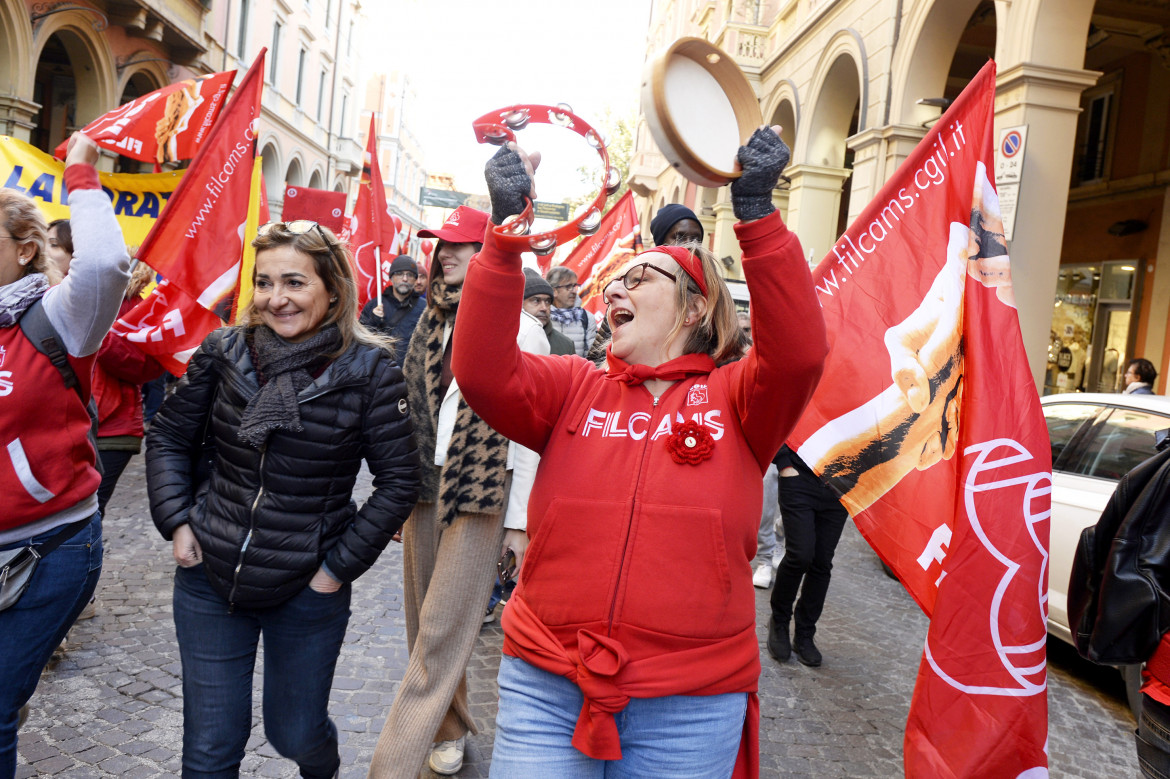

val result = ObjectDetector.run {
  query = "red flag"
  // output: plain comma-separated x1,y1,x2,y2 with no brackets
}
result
345,115,395,309
281,184,347,234
55,70,236,164
134,51,265,319
112,279,225,376
786,61,1048,777
561,191,640,321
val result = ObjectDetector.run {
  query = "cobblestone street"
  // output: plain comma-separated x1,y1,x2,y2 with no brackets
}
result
16,455,1138,777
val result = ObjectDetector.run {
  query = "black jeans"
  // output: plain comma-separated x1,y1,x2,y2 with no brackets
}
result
769,469,848,640
96,449,136,517
1139,693,1170,778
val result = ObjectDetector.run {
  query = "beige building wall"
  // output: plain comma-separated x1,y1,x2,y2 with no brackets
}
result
358,71,428,243
630,0,1170,392
205,0,368,216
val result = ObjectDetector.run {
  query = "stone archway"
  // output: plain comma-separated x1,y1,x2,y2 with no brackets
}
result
889,0,988,128
308,168,324,190
30,14,116,153
285,156,305,188
260,139,282,214
786,36,864,262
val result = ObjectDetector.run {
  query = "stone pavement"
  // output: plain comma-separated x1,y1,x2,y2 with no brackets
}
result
17,455,1138,777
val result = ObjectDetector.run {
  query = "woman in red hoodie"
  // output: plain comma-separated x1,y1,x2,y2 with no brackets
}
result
453,127,826,778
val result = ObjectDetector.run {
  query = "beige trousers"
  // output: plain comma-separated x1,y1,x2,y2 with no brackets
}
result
367,500,506,778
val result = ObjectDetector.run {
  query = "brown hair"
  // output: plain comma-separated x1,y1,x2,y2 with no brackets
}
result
664,242,743,365
425,238,482,313
1,189,60,284
240,223,393,356
48,218,73,255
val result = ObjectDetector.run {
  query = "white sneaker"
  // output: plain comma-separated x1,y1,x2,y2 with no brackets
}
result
429,735,466,775
752,564,773,589
483,604,497,624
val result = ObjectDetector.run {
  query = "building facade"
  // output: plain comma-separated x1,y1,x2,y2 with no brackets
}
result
0,0,368,217
206,0,367,215
629,0,1170,393
358,71,427,239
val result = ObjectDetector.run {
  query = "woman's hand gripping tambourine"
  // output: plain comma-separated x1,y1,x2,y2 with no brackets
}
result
473,104,621,256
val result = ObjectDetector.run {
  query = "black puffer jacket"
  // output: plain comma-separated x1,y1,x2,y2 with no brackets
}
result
146,326,419,608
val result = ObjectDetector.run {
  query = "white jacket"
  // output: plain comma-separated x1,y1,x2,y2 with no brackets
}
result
433,310,548,529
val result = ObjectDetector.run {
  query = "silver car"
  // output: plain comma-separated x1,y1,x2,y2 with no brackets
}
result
1042,391,1170,711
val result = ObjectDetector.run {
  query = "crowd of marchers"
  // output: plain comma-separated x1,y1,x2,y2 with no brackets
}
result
3,126,896,779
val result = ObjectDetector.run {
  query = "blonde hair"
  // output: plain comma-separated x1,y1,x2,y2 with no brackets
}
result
665,242,743,365
1,189,60,284
240,223,393,356
126,257,155,300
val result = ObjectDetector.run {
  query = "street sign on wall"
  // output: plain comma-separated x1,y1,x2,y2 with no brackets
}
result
420,186,570,222
993,124,1027,241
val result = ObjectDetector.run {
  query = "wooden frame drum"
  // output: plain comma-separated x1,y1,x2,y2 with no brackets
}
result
642,37,763,187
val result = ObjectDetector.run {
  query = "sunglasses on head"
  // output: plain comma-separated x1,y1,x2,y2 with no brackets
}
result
258,220,344,267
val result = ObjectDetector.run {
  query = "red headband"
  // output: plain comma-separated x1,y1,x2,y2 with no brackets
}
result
650,245,708,297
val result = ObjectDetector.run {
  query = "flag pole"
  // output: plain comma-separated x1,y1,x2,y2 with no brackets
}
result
373,246,384,317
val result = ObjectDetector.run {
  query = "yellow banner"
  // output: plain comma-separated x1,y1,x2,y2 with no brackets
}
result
0,135,184,248
232,155,265,323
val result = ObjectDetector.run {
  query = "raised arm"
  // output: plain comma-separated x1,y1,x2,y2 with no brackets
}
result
452,145,583,452
723,128,827,466
42,133,132,357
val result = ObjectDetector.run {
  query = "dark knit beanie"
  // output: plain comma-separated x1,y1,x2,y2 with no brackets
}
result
388,255,418,276
523,268,555,300
650,204,702,246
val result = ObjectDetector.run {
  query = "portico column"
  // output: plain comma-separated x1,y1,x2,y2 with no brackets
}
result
0,95,39,143
995,63,1100,389
783,163,852,266
845,124,931,227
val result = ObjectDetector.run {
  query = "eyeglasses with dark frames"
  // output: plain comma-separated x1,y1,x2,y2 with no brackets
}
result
602,262,678,305
552,282,579,292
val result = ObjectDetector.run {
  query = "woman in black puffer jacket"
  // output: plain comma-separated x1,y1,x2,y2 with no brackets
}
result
146,221,419,779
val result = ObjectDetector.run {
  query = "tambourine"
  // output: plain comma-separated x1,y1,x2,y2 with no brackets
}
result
642,37,763,187
472,104,621,256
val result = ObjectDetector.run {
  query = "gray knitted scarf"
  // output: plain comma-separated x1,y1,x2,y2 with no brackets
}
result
238,324,342,448
0,274,50,328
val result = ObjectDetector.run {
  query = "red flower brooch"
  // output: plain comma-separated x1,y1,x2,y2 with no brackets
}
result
666,420,716,465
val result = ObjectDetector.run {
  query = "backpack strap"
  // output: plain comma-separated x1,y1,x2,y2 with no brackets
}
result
18,298,103,475
19,298,80,395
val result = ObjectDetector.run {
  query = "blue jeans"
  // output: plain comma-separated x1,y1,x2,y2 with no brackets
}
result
172,564,351,779
1139,693,1170,778
0,511,102,779
490,655,747,778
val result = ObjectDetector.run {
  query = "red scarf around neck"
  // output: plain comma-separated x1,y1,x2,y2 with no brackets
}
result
604,347,715,385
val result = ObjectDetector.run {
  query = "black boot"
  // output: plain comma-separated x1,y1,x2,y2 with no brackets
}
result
766,617,791,663
793,634,822,667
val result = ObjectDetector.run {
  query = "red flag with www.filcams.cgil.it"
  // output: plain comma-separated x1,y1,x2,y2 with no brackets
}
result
133,49,265,320
785,60,1050,778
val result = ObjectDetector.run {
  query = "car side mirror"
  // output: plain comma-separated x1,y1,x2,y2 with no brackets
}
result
1156,428,1169,452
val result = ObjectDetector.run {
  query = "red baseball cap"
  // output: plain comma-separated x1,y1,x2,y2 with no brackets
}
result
417,205,490,244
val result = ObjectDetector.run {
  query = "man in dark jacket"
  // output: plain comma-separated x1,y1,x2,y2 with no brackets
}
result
523,269,575,356
359,255,426,353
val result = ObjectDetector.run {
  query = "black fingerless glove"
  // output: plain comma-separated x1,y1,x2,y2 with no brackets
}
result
730,127,791,222
485,145,531,226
